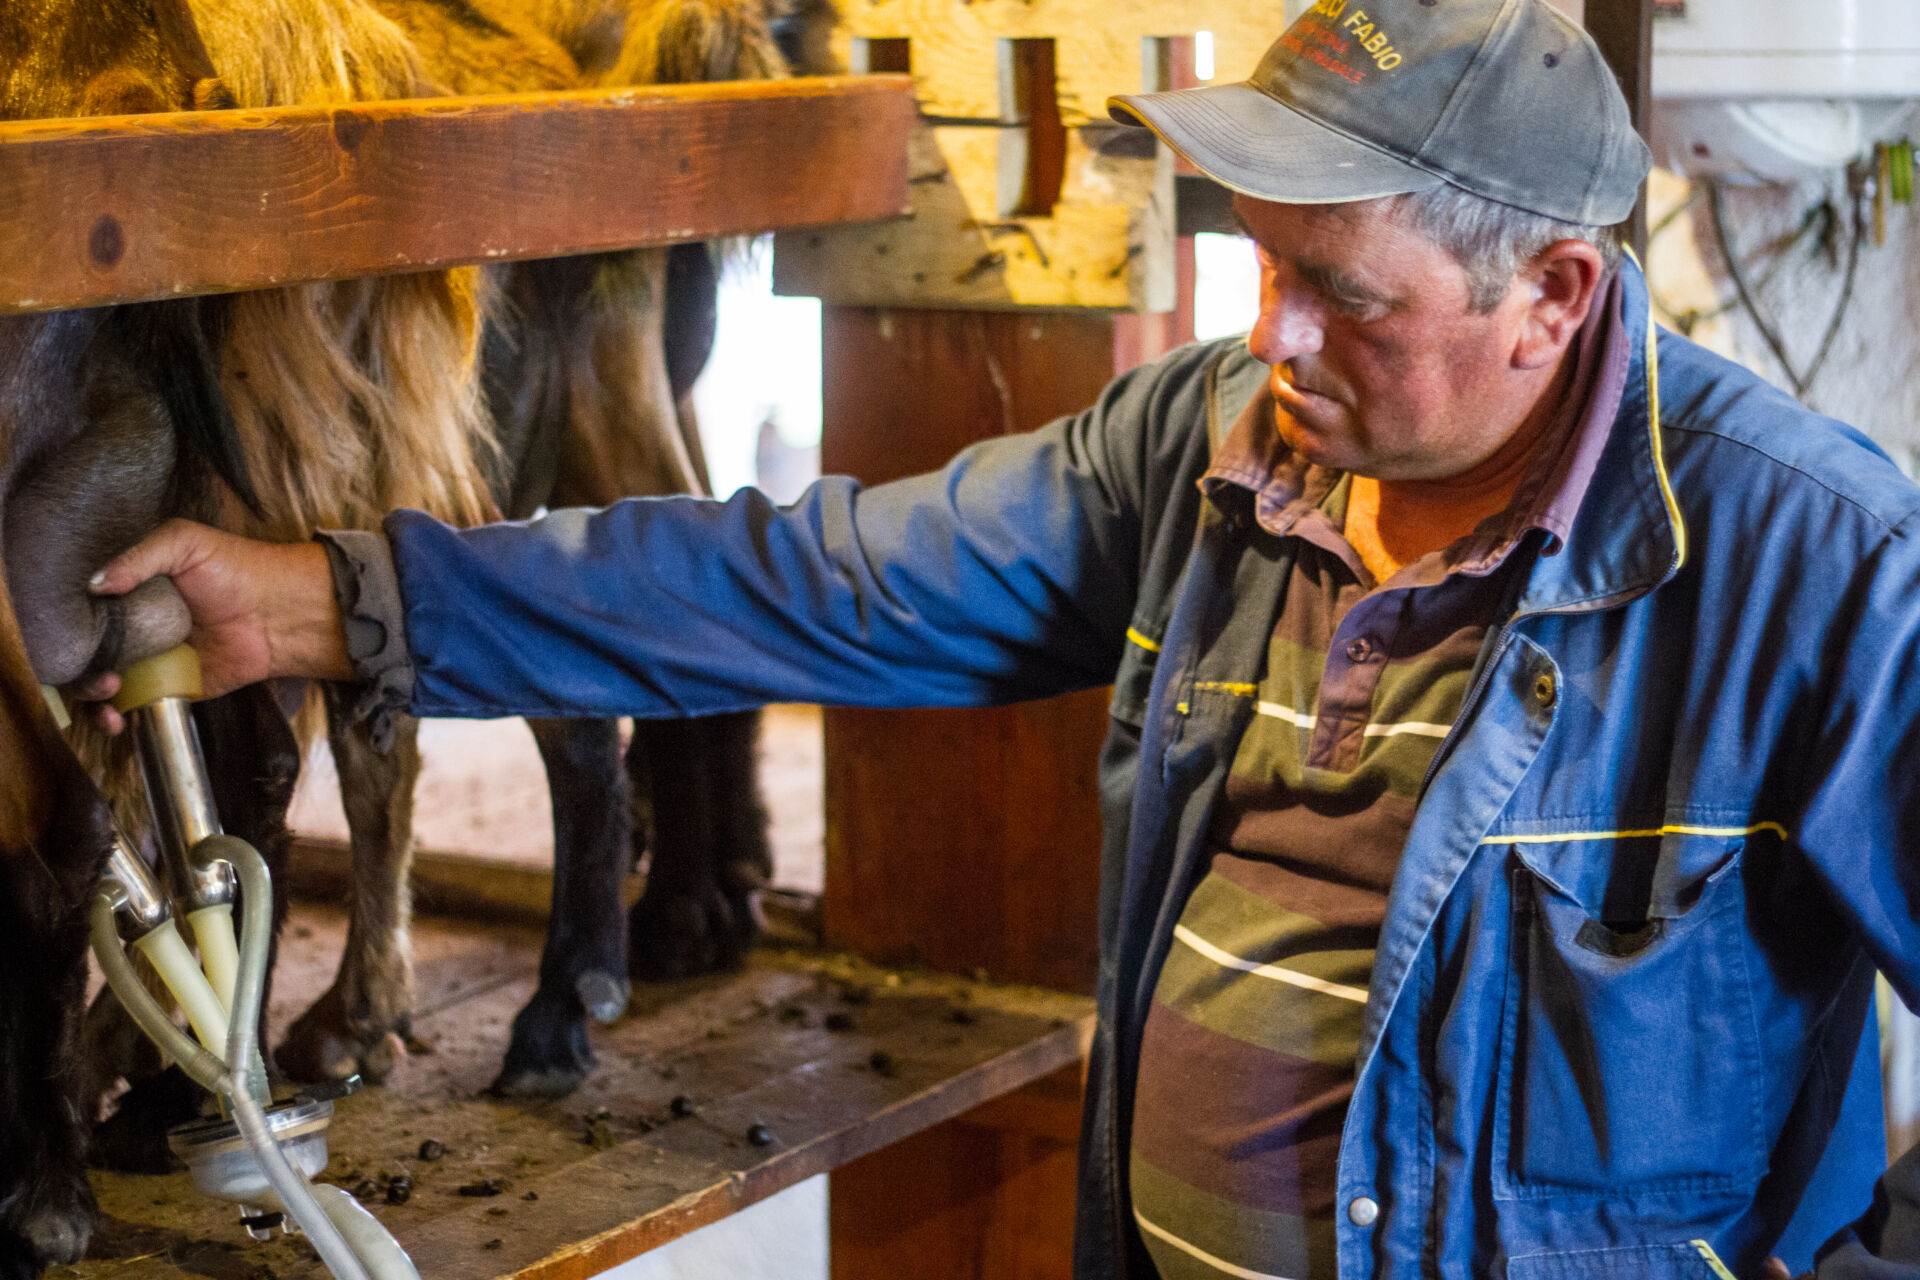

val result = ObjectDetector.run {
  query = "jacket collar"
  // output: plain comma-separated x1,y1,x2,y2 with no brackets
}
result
1510,256,1684,616
1201,256,1684,618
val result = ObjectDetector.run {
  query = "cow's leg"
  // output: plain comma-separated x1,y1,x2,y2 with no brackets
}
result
626,710,771,981
492,717,633,1098
277,691,419,1085
0,852,97,1275
0,741,114,1276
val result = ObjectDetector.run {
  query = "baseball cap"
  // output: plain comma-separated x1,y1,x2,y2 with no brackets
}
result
1108,0,1651,225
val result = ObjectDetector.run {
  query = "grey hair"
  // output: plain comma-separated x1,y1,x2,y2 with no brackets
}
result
1386,184,1624,314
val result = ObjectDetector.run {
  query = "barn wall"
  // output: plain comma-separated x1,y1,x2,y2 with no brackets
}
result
1646,166,1920,462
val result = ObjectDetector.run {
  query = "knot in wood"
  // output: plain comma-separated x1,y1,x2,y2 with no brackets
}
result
88,215,124,268
333,110,369,156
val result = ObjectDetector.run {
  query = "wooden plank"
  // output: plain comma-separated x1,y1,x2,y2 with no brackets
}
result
832,1066,1083,1280
0,76,912,314
818,308,1117,994
825,0,1285,126
772,0,1289,310
774,113,1174,311
774,0,1277,310
73,908,1093,1280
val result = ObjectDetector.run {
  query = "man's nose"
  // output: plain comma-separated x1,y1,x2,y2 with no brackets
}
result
1248,281,1324,367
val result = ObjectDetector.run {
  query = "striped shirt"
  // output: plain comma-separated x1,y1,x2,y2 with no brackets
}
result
1129,276,1628,1280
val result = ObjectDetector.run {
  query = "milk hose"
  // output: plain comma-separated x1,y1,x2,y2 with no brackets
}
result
82,643,416,1280
87,843,382,1280
216,834,383,1280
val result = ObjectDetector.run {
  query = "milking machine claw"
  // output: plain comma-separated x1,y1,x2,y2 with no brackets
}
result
85,646,420,1280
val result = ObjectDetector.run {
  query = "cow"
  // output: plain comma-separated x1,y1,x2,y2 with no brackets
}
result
0,5,255,1270
0,0,832,1266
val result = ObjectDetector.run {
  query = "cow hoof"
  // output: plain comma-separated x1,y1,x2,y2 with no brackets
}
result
491,989,595,1099
0,1174,95,1273
576,970,631,1025
18,1212,86,1268
627,880,758,982
91,1065,202,1174
277,990,408,1087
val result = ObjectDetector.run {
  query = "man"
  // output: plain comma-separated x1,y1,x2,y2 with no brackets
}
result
80,0,1920,1276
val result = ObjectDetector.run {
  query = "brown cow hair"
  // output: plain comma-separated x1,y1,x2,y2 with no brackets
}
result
187,0,501,541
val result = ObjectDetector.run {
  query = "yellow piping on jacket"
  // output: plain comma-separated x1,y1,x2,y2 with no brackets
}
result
1481,820,1787,847
1628,246,1688,574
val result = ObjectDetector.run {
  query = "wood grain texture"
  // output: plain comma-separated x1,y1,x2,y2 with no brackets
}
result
819,308,1117,994
0,76,912,314
774,112,1173,310
68,917,1091,1280
825,0,1284,125
771,0,1239,309
831,1065,1084,1280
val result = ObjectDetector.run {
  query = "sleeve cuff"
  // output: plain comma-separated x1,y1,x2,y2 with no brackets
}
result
315,529,415,748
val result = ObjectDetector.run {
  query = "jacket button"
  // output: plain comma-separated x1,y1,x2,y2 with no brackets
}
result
1345,637,1373,663
1532,672,1556,709
1348,1196,1379,1227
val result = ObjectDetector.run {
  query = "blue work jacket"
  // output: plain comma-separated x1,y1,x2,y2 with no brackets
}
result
382,262,1919,1279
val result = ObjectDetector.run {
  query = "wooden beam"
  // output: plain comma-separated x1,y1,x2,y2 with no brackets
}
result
0,76,913,314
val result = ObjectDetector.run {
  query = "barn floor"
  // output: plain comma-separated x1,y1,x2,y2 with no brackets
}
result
60,902,1089,1280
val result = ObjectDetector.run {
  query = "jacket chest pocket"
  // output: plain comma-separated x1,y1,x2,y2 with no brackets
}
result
1492,833,1769,1199
1508,1241,1735,1280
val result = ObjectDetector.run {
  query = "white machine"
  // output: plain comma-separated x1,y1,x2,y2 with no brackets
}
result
1650,0,1919,181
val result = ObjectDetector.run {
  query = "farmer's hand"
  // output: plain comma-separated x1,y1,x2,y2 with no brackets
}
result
73,519,350,729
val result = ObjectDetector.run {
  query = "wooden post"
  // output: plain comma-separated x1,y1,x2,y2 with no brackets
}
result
830,1064,1085,1280
798,11,1217,1277
819,307,1116,996
820,307,1119,1280
1584,0,1655,256
1113,34,1200,372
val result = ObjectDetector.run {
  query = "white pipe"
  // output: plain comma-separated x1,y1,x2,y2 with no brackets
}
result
129,920,229,1052
184,898,269,1106
188,904,240,1013
95,834,418,1280
213,835,375,1280
308,1185,421,1280
89,898,226,1094
230,1088,373,1280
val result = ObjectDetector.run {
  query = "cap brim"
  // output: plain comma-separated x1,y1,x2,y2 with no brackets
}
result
1109,82,1443,206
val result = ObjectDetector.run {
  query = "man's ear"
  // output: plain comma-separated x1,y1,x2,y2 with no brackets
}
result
1512,239,1605,371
